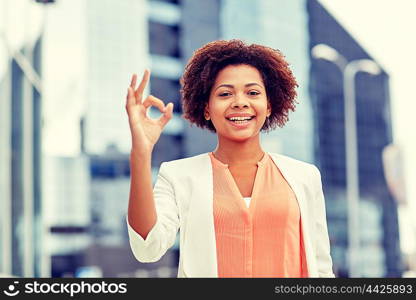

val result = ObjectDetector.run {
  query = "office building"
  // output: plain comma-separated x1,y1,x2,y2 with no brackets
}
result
308,0,402,277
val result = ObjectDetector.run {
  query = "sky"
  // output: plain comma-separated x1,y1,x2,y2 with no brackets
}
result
319,0,416,210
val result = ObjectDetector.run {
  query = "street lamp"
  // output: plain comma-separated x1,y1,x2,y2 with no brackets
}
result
311,43,381,277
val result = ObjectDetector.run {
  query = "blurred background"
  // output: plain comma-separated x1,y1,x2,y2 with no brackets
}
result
1,0,415,278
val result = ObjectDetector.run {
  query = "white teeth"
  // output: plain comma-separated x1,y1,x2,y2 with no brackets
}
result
228,116,253,121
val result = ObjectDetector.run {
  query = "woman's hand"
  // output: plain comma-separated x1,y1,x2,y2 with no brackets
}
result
125,69,174,153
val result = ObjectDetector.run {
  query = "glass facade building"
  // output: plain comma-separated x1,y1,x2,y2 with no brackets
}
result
0,0,44,277
84,0,149,155
308,0,402,277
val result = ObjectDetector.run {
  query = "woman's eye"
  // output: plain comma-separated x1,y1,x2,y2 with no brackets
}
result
219,92,231,97
248,91,260,96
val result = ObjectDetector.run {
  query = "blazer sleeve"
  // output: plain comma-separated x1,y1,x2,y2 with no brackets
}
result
311,165,336,278
126,162,180,263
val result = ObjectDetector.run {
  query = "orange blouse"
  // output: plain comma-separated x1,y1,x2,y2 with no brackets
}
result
209,152,308,277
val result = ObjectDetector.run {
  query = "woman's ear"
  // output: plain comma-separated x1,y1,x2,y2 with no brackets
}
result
204,104,210,120
267,102,271,117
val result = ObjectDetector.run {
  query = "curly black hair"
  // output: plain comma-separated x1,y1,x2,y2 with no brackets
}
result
180,39,298,133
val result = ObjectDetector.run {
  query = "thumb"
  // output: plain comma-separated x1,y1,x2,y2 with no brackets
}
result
158,102,173,128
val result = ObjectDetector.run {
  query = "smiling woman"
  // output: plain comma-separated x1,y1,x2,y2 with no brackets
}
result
125,39,335,278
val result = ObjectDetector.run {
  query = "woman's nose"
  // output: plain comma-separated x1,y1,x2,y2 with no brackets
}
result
231,94,249,108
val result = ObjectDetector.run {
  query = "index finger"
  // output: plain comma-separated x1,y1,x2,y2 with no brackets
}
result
130,74,137,89
135,69,150,104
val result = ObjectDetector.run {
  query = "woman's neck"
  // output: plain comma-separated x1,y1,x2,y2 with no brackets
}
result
212,137,265,166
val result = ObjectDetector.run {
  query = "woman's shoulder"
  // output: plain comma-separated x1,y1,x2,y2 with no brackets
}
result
159,152,210,173
268,152,317,171
162,152,209,165
269,152,322,180
157,153,211,184
268,152,322,191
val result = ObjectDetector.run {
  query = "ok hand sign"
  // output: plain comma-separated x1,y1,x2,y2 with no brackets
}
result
125,70,174,154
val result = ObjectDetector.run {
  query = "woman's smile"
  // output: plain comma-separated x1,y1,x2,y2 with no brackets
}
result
226,115,256,129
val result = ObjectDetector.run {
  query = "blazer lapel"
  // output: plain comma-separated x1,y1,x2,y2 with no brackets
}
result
269,153,318,277
182,153,218,277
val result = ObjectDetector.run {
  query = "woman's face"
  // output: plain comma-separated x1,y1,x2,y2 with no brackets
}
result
205,64,271,142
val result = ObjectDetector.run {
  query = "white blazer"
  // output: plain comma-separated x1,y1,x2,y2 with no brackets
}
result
127,152,335,278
